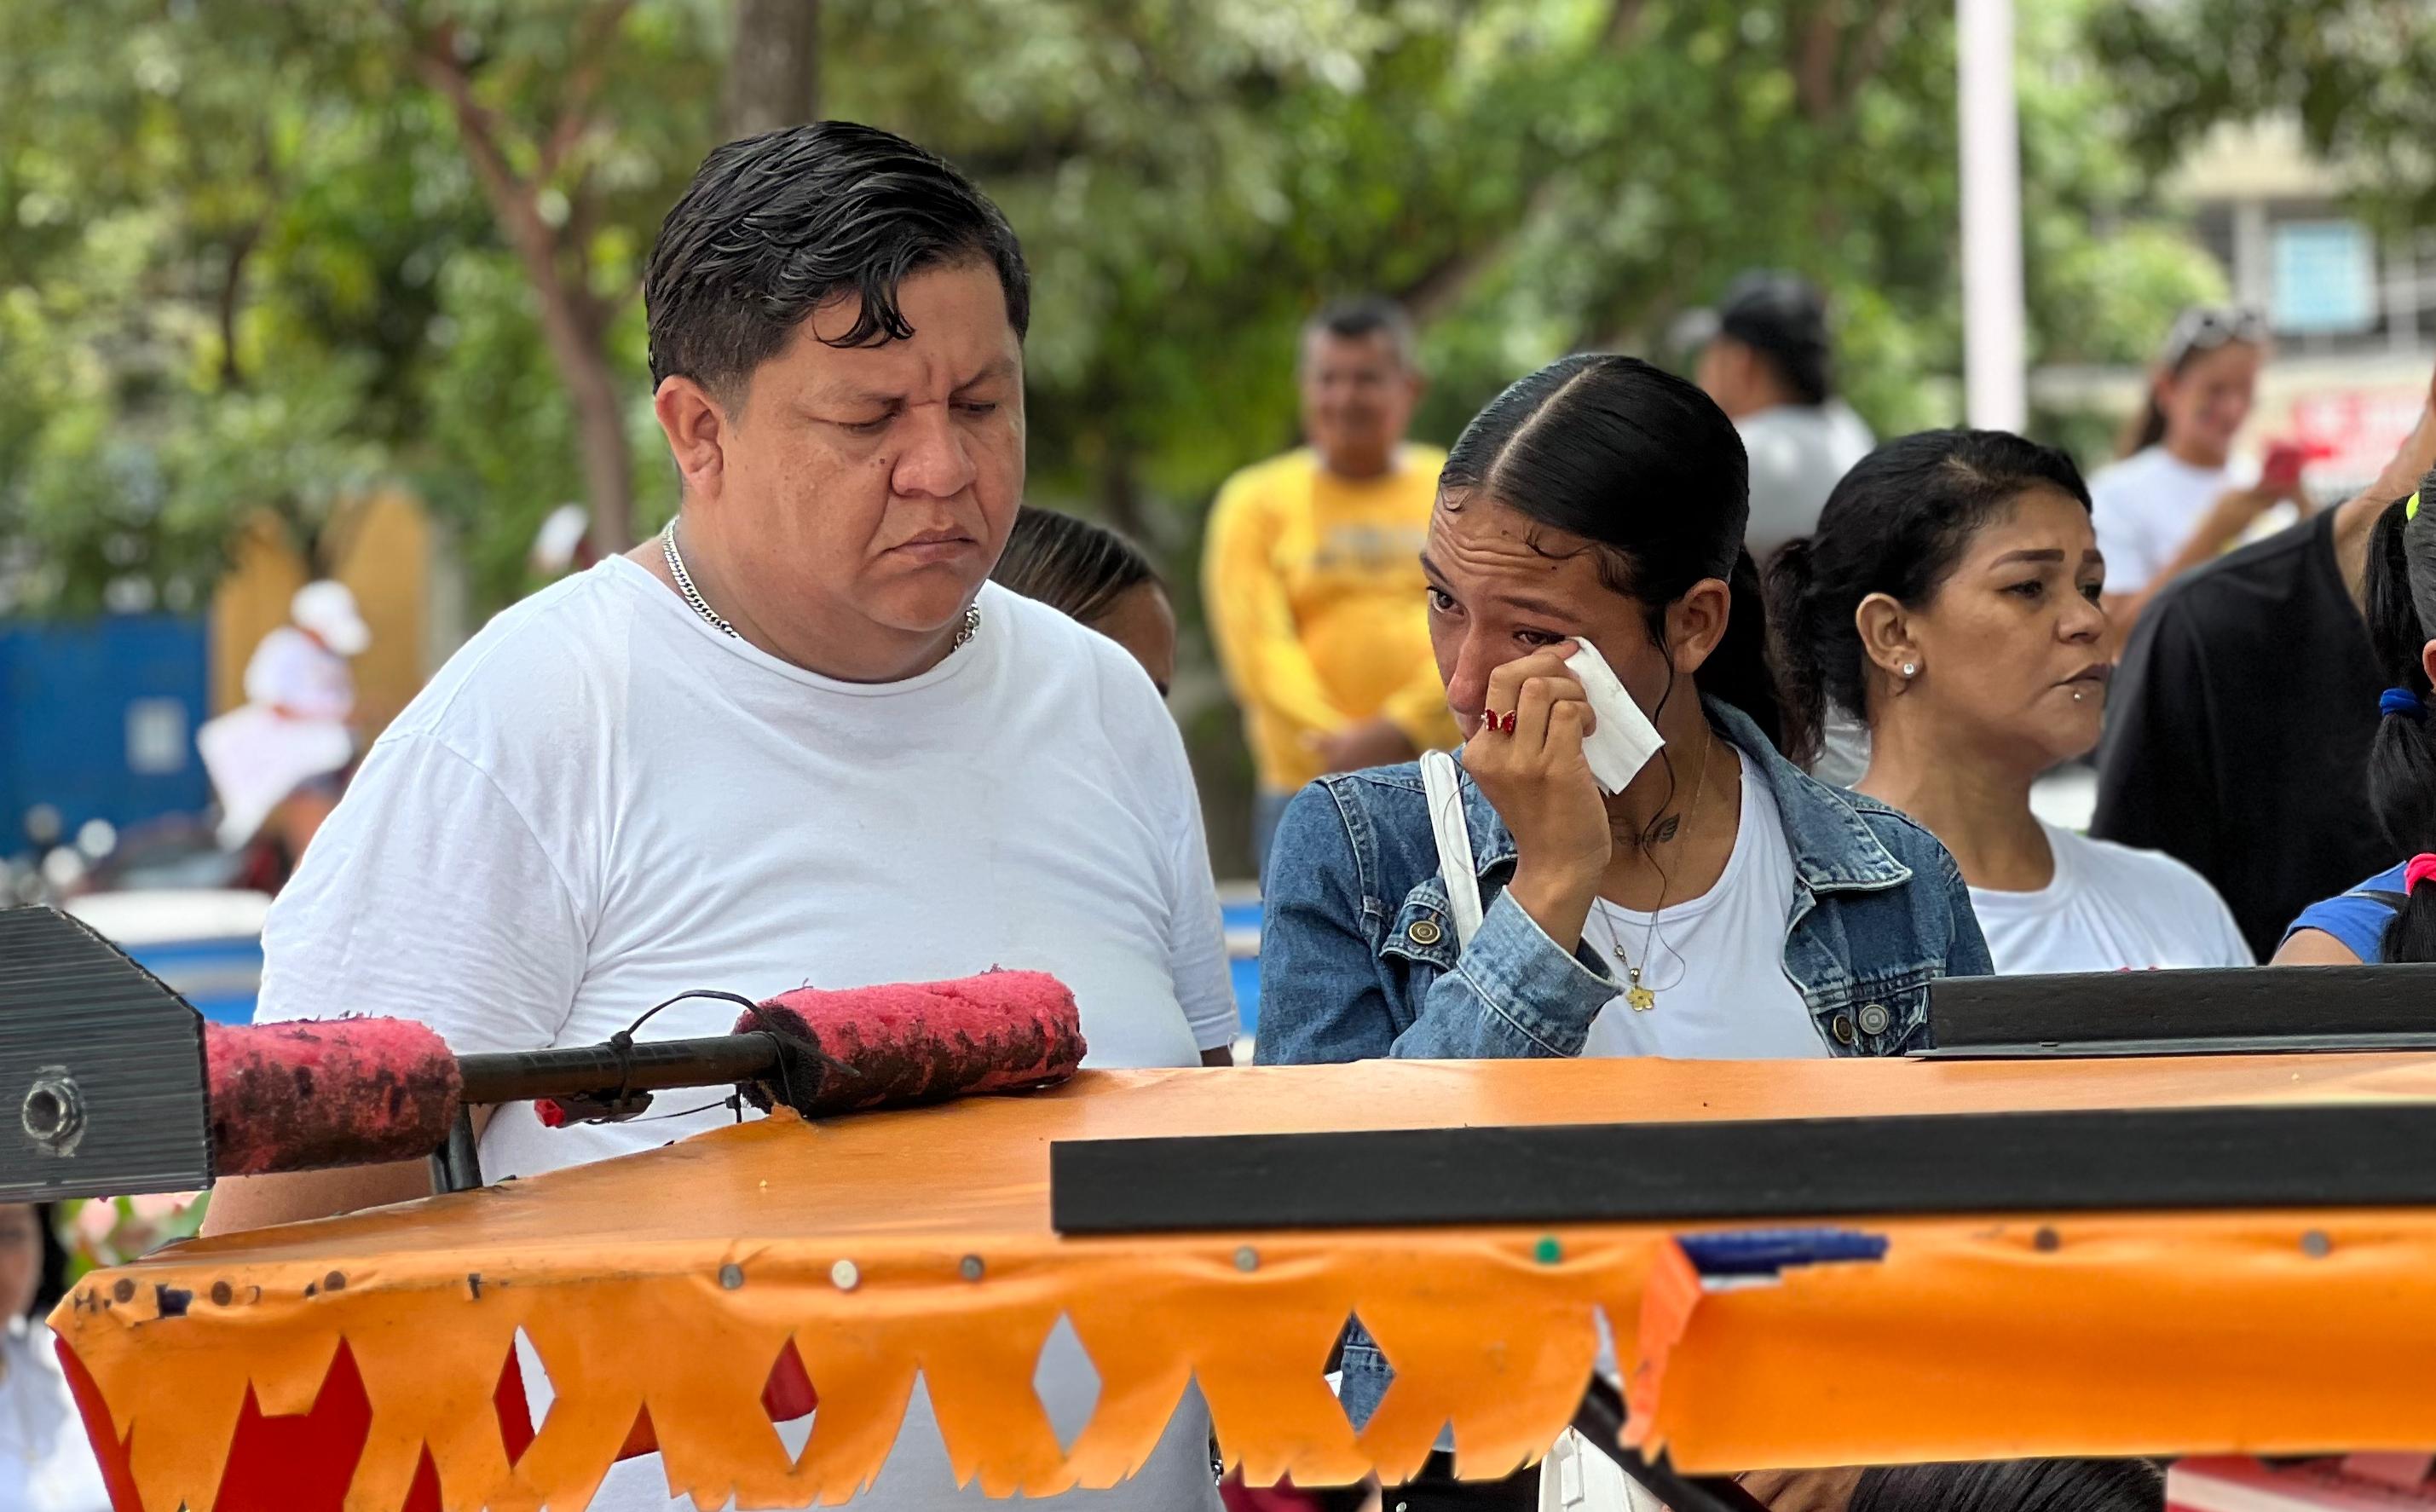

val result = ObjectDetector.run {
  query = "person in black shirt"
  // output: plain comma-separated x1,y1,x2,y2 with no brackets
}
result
2093,375,2436,959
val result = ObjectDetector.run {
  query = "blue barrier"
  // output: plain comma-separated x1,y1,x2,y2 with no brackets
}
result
0,615,211,840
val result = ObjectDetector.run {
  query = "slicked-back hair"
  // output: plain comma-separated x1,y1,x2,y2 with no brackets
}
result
644,121,1030,403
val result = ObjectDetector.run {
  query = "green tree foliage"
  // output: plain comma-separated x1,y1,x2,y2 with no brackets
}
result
2,0,2222,627
2087,0,2436,228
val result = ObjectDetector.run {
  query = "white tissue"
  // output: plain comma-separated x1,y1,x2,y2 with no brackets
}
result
1563,640,1665,794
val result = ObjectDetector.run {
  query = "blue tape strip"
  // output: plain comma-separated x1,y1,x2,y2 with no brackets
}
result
1675,1227,1889,1278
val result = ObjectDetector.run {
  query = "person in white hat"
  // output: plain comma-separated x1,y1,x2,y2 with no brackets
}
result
197,581,372,853
251,580,372,720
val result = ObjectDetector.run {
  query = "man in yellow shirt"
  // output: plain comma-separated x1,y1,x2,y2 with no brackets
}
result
1203,297,1454,869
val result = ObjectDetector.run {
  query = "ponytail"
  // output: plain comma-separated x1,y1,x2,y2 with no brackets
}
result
2116,392,2168,459
1700,548,1792,756
2365,481,2436,962
1764,536,1831,767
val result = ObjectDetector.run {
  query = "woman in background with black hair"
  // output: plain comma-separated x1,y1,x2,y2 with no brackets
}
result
2278,476,2436,964
990,505,1177,695
1773,430,2248,974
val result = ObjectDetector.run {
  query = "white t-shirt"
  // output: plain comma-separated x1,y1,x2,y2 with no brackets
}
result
258,560,1233,1511
243,626,356,721
1967,823,2252,975
0,1325,111,1512
1737,401,1876,562
1583,751,1822,1059
2089,446,2289,597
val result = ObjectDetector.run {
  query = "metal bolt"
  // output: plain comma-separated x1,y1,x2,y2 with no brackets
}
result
2301,1230,2333,1259
211,1282,233,1307
830,1259,861,1291
112,1278,135,1303
323,1271,346,1293
21,1071,84,1156
959,1255,985,1282
1233,1246,1259,1273
719,1263,745,1290
2031,1226,2061,1253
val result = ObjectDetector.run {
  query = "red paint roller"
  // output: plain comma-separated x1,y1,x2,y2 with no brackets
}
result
198,972,1087,1179
734,969,1087,1116
207,1019,464,1177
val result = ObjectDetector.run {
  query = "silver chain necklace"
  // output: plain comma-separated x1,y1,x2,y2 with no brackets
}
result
660,519,980,650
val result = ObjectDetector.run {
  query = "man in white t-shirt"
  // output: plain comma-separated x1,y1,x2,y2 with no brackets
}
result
1683,273,1876,783
203,122,1236,1509
1682,272,1875,565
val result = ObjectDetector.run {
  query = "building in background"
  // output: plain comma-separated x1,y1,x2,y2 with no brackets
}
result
2035,118,2435,496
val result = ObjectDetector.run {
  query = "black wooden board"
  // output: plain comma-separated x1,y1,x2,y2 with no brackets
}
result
1925,964,2436,1057
1049,1101,2436,1234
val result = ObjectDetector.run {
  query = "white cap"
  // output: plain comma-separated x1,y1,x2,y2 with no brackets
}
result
292,580,372,657
528,502,592,574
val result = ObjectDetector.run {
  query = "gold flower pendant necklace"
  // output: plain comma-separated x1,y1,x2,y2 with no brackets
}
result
1595,730,1717,1013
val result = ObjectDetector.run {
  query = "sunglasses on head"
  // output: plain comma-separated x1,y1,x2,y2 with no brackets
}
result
2162,306,2269,366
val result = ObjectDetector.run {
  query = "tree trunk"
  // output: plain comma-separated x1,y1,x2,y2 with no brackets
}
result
725,0,821,140
557,322,638,555
414,20,639,552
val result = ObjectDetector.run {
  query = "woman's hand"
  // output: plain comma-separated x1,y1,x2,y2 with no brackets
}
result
1466,647,1610,950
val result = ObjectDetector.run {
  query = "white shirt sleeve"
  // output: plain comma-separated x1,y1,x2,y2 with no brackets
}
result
256,730,588,1054
2090,470,2168,596
1146,710,1238,1054
1167,807,1238,1053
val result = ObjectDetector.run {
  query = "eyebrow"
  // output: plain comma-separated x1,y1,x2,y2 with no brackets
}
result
1989,548,2066,568
1418,554,1579,620
955,357,1019,392
811,358,1020,411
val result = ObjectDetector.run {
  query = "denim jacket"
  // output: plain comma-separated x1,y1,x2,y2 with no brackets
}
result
1251,699,1992,1426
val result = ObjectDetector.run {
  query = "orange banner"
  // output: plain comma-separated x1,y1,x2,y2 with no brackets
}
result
55,1053,2436,1509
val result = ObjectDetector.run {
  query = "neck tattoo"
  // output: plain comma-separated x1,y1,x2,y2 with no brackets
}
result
1596,730,1718,1013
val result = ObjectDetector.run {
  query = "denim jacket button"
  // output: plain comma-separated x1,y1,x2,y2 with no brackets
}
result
1406,918,1444,947
1831,1011,1856,1046
1857,1003,1891,1036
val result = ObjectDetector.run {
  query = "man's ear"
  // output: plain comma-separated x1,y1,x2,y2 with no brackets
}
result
654,377,730,499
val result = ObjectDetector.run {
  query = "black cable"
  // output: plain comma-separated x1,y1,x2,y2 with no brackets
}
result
1569,1376,1775,1512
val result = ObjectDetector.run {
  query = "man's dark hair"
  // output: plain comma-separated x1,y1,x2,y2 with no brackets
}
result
1302,295,1416,368
644,121,1030,401
1712,271,1833,405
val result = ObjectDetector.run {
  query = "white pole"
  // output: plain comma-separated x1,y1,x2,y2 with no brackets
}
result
1959,0,2027,431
